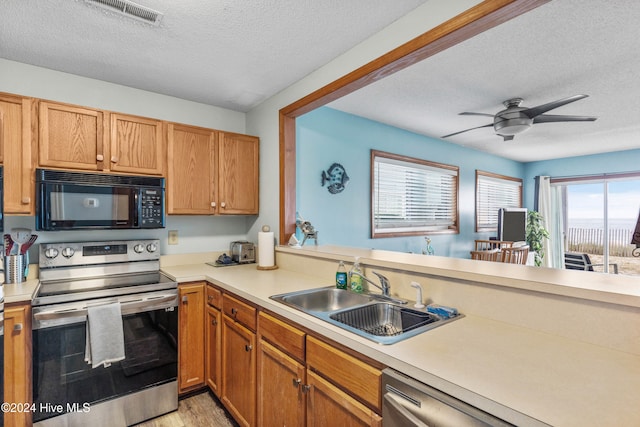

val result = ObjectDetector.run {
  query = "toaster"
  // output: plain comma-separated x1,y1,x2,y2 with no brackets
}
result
230,240,255,264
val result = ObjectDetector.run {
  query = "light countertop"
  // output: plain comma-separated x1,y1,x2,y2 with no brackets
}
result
161,262,640,427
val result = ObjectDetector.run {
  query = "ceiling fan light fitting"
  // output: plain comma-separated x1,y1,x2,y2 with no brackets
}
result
493,119,532,136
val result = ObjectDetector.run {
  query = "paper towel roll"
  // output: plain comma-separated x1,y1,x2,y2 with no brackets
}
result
258,231,275,268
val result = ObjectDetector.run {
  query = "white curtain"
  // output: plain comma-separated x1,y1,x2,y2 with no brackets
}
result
537,176,564,268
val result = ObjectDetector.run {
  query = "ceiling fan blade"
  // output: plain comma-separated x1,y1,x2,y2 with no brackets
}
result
533,114,598,124
523,94,589,119
441,123,493,138
459,112,495,118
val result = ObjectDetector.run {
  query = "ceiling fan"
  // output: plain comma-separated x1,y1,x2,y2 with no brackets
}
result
441,94,597,141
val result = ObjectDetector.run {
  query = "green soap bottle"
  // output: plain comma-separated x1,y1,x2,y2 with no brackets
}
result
336,261,348,289
349,258,363,293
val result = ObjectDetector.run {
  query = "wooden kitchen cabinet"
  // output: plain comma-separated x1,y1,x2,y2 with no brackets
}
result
306,370,382,427
4,303,33,427
217,132,259,215
109,112,164,175
166,124,259,215
166,123,217,214
0,93,36,215
257,312,306,427
38,100,109,171
205,285,222,396
221,293,257,426
39,101,164,175
178,282,206,393
222,314,256,427
306,335,382,412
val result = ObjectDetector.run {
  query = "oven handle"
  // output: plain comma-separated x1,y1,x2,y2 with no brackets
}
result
33,294,178,323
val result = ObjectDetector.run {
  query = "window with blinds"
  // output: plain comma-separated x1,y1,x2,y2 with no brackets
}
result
371,150,459,237
475,170,523,232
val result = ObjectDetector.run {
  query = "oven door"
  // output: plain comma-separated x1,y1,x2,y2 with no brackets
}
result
36,182,138,231
32,291,178,424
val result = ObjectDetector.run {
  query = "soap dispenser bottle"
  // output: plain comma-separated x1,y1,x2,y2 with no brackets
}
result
336,261,348,289
349,258,364,293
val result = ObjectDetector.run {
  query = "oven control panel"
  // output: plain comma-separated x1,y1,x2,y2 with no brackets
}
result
39,239,160,268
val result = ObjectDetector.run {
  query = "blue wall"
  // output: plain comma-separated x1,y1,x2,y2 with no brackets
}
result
296,107,525,258
523,149,640,208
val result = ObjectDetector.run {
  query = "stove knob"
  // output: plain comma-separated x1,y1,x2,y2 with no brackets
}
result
61,247,75,258
133,244,145,253
44,248,59,259
146,243,158,253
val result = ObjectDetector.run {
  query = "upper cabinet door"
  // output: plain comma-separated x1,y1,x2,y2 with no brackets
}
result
1,93,36,214
39,101,108,171
167,123,217,214
110,113,164,175
218,132,259,215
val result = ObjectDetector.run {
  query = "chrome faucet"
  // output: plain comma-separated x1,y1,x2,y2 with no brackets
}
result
349,270,407,304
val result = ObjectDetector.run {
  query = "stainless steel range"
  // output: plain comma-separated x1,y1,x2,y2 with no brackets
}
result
32,239,178,427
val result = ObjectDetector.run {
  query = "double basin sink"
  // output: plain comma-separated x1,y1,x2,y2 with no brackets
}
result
270,287,461,345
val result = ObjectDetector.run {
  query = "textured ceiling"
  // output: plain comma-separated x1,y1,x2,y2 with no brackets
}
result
2,0,639,163
0,0,426,112
329,0,640,162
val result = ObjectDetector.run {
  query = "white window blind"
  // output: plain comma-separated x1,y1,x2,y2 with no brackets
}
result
372,151,458,237
476,171,522,231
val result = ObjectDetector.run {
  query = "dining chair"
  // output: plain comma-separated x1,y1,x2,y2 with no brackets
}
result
470,249,503,262
474,240,513,251
501,246,529,264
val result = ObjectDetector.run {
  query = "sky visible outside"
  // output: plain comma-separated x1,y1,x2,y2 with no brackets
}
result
566,179,640,229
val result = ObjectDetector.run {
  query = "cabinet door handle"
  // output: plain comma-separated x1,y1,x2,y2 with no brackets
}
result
292,378,302,388
245,344,253,352
211,318,217,326
211,201,216,208
111,156,119,163
21,197,31,204
301,384,311,394
182,295,188,303
96,154,104,161
231,308,238,315
207,295,213,301
220,202,226,208
13,323,23,331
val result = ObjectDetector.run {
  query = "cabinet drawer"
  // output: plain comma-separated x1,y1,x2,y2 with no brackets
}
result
258,312,305,362
223,294,256,331
306,336,381,411
206,285,222,309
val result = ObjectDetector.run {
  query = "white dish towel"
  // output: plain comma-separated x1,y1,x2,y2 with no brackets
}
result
84,302,126,368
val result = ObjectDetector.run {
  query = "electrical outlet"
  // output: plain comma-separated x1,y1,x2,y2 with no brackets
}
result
168,230,179,245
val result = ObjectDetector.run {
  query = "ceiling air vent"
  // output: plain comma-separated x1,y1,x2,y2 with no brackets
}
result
84,0,163,26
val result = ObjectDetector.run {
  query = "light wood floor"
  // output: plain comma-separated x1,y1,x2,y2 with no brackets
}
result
134,390,238,427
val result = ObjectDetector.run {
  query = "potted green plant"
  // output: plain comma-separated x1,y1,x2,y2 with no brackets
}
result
526,210,550,266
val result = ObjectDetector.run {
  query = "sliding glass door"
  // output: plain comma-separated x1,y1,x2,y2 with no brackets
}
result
559,175,640,276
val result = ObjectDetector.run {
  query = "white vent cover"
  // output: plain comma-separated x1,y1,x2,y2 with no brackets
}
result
84,0,163,25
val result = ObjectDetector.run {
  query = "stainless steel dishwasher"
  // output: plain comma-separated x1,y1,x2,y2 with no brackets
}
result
382,368,514,427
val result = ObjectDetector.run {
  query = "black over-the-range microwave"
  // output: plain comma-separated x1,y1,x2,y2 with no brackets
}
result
36,168,165,231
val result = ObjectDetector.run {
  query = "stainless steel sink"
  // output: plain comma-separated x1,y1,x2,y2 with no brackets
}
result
270,287,461,345
330,303,438,337
276,287,373,312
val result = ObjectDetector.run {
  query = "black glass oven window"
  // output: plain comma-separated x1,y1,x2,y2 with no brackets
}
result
32,309,177,422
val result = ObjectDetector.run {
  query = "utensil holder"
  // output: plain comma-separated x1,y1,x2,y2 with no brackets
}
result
4,254,26,284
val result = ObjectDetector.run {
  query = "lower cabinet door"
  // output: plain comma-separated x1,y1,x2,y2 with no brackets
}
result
257,340,306,427
178,283,205,392
222,316,256,427
306,371,382,427
205,305,222,396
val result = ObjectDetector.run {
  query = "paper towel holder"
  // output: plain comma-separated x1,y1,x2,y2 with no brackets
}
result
257,225,279,271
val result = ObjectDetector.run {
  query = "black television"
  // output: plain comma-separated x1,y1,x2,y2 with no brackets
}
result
497,208,528,242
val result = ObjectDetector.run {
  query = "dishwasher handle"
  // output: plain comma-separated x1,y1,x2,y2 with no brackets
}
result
383,392,429,427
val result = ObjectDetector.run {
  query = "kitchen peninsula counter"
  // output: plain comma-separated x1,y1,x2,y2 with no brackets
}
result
160,252,640,427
